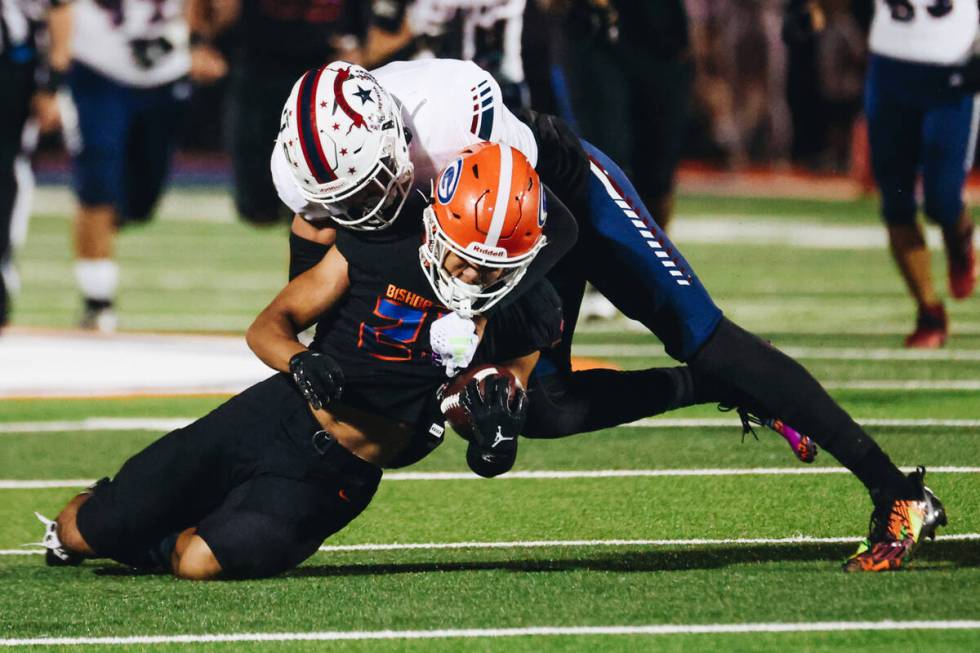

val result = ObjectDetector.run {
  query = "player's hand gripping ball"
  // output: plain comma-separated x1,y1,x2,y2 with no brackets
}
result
440,365,527,477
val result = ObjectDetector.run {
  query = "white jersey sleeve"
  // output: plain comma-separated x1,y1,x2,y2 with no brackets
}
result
72,0,190,87
869,0,979,65
372,59,537,193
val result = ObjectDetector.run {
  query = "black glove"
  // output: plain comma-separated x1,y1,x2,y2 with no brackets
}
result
288,350,344,410
460,377,528,478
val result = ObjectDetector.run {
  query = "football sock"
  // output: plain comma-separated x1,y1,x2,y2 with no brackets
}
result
524,366,694,438
74,259,118,303
690,317,912,498
288,231,331,281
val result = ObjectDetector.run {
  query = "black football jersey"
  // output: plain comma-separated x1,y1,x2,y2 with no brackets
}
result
311,230,563,426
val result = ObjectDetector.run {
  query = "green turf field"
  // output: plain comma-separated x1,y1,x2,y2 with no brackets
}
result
1,190,979,650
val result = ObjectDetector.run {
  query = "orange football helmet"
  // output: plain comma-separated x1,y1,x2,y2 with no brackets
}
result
420,142,548,315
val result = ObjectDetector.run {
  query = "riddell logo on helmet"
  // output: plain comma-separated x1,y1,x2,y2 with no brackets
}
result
467,242,507,258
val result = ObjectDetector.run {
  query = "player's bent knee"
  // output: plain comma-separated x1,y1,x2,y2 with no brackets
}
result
198,512,315,579
174,535,222,580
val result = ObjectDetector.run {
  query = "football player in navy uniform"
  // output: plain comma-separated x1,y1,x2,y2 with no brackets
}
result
35,143,566,579
787,0,980,347
863,0,978,346
55,0,228,331
273,60,947,572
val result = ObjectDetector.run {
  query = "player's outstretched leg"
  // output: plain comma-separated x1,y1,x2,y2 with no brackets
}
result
691,317,946,570
524,365,818,463
568,133,945,568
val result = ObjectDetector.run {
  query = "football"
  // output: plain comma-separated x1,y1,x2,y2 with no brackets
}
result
439,364,521,439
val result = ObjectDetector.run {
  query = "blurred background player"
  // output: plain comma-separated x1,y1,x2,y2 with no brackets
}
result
58,0,225,331
0,0,70,331
787,0,980,347
195,0,368,226
558,0,691,233
365,0,531,109
866,0,979,347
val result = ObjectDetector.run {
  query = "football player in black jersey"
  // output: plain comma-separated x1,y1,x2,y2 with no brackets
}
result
35,143,566,580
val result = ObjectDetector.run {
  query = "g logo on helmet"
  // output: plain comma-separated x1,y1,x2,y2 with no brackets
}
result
437,158,464,205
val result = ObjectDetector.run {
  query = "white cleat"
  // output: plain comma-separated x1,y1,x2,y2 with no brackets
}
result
29,512,82,566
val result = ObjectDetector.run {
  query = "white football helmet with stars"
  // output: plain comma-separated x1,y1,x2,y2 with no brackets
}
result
277,62,414,230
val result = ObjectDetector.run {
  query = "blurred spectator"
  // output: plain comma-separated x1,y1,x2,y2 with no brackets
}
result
815,0,865,172
688,0,790,168
783,0,827,167
212,0,368,225
560,0,692,231
1,0,70,330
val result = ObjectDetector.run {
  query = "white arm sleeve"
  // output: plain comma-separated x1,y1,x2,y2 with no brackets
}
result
270,142,332,221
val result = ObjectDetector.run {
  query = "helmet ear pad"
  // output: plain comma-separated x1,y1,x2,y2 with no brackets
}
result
277,61,414,231
419,143,548,315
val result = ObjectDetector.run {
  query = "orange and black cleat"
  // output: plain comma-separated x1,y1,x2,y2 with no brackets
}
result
843,467,947,572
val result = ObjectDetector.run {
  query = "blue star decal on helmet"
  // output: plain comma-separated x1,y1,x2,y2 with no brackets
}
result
353,86,374,105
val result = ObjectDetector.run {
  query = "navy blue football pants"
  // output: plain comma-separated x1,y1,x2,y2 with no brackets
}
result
68,62,187,223
865,54,978,227
535,139,723,376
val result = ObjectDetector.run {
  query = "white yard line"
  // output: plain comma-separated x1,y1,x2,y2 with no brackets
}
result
4,416,980,436
29,188,980,249
3,620,980,646
576,321,980,336
572,344,980,361
3,466,978,490
670,216,980,250
627,418,980,428
312,533,979,553
6,533,978,558
0,418,195,434
824,380,980,390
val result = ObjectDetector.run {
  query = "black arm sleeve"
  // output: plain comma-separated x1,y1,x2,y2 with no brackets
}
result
477,279,563,363
518,109,591,218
